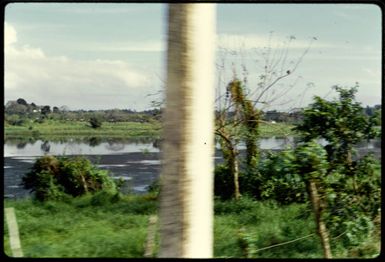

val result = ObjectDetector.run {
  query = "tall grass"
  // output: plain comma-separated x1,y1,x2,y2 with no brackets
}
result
214,198,323,258
4,196,379,258
4,195,157,258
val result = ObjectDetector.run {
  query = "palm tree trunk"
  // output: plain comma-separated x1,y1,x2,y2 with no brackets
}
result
158,3,216,258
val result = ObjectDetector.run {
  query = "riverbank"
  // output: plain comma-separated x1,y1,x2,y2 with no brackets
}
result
4,119,297,140
4,120,162,140
4,152,163,199
4,138,380,199
4,196,379,258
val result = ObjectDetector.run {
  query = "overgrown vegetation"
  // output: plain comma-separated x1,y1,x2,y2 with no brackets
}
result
4,195,156,258
4,196,379,258
22,155,119,202
4,81,381,258
214,85,381,258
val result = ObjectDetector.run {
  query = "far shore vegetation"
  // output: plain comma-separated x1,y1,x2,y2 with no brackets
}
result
4,98,307,140
3,92,381,258
4,118,298,140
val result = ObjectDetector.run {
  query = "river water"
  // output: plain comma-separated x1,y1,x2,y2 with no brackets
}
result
3,137,381,199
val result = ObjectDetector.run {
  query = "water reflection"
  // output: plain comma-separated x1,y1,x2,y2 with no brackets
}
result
41,141,51,153
4,137,161,157
4,136,157,146
105,141,125,151
4,136,381,158
16,142,27,149
89,137,102,147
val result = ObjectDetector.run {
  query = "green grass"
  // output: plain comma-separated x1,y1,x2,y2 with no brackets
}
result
259,122,297,137
4,195,379,258
4,194,158,258
5,119,295,140
4,119,161,140
213,198,323,258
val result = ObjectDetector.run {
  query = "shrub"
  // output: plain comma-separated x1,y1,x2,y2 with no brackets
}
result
214,162,272,201
22,155,118,201
90,190,121,206
146,178,160,195
6,114,26,126
89,116,103,129
257,150,307,204
214,164,239,200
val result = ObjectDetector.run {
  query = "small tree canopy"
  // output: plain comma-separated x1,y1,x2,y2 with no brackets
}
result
89,116,103,129
294,85,376,165
16,98,28,106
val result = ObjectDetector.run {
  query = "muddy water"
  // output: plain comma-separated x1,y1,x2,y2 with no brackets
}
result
4,137,380,199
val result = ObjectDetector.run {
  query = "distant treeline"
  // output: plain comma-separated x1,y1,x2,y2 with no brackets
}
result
4,98,381,126
4,98,161,125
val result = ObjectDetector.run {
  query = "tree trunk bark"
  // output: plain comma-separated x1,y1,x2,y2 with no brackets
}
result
245,137,258,168
307,180,332,259
158,4,216,258
229,143,241,200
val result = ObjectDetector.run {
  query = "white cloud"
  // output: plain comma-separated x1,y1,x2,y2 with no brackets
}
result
4,22,17,47
4,23,155,110
88,40,165,52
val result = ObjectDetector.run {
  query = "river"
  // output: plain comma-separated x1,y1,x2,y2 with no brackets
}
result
3,137,381,199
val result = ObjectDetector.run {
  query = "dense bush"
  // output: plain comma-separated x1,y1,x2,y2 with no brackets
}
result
257,150,307,204
323,154,381,248
6,114,26,126
89,116,103,129
22,155,118,201
214,164,239,200
215,162,272,200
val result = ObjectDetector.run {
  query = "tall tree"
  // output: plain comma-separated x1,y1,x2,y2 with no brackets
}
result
16,98,28,106
41,105,51,117
215,35,316,200
294,141,332,258
158,4,215,258
294,85,378,169
293,86,381,258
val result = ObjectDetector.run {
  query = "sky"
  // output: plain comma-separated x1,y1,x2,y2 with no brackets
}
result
4,3,382,111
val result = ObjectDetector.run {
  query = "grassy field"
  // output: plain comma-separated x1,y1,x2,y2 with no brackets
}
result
4,119,296,140
3,195,379,258
4,119,162,140
258,122,296,137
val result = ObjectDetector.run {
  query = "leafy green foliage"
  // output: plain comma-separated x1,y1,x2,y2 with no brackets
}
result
292,86,381,253
294,86,377,166
256,141,328,204
257,150,306,204
5,114,27,126
214,163,263,200
324,155,381,247
22,155,118,201
294,140,329,180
